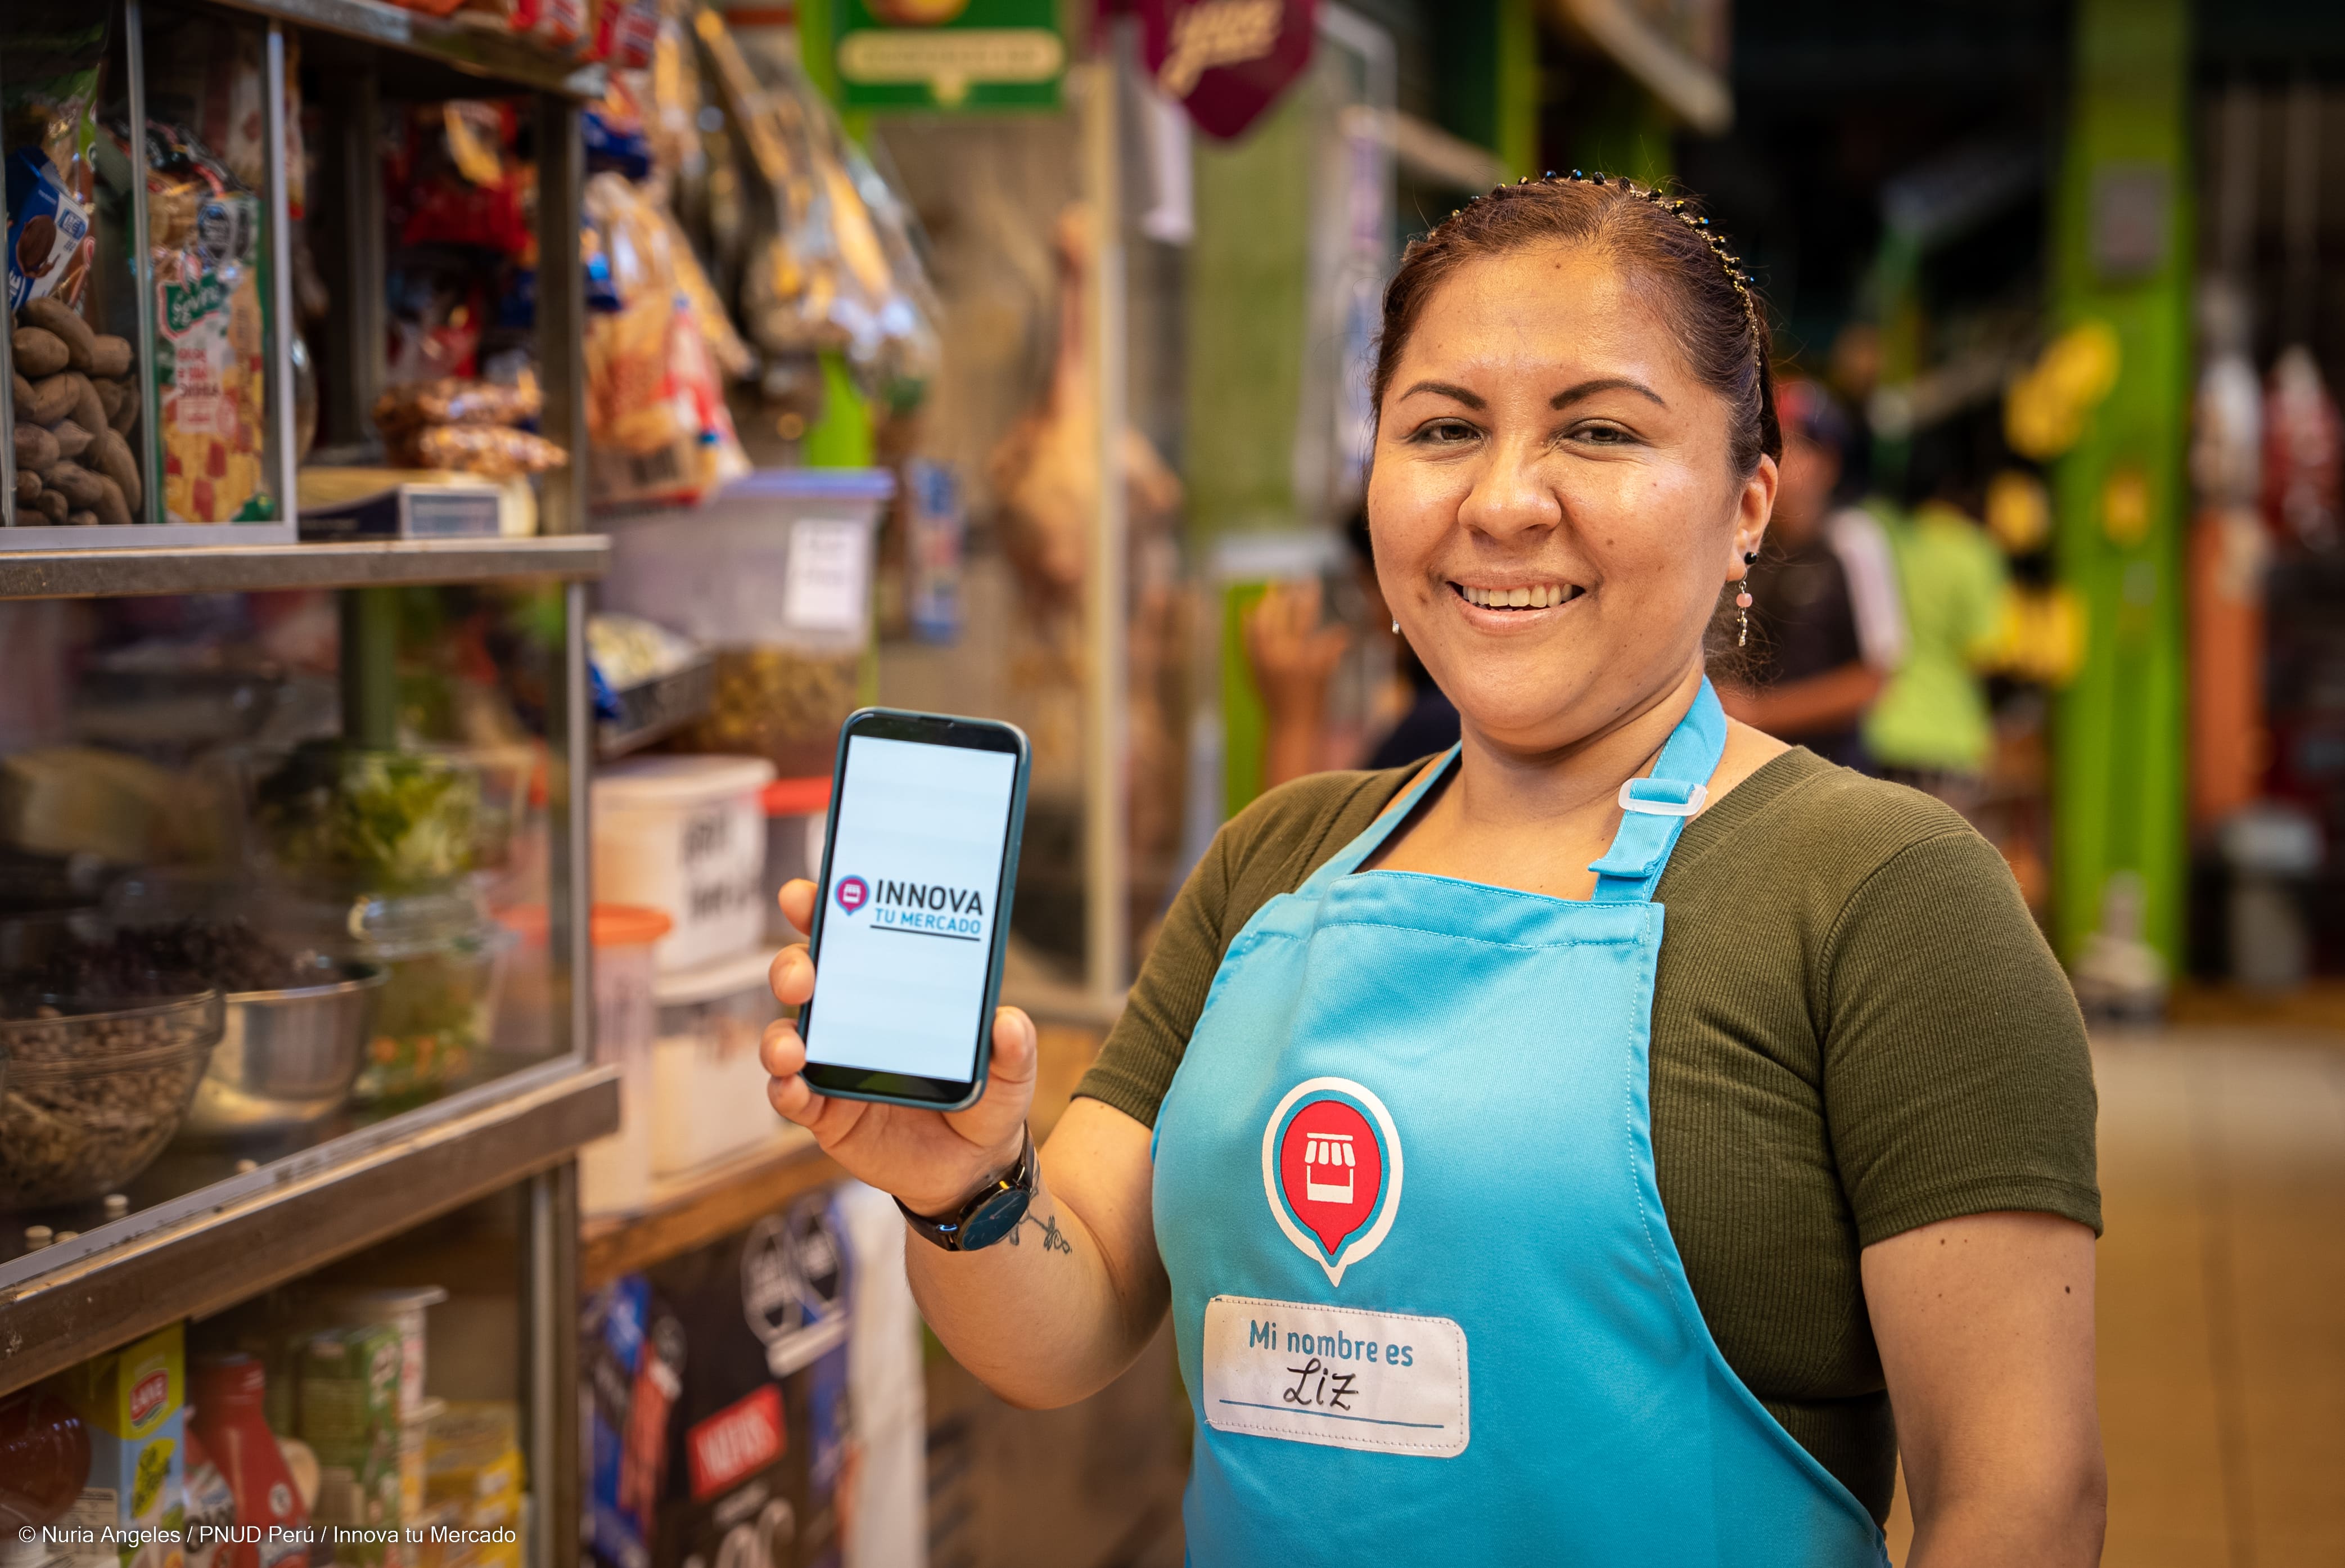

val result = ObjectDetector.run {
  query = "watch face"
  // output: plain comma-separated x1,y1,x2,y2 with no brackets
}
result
959,1187,1032,1251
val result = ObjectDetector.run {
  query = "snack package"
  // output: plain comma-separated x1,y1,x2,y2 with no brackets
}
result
532,0,588,55
127,118,272,522
606,0,659,73
373,374,544,434
2,20,107,312
581,172,747,507
396,423,566,478
396,102,532,259
140,12,304,233
696,9,938,402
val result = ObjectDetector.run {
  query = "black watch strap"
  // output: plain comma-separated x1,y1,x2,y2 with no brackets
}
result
897,1127,1036,1252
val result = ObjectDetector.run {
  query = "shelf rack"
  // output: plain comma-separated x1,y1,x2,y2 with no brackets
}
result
205,0,608,97
0,1062,617,1392
0,534,611,600
0,7,607,1564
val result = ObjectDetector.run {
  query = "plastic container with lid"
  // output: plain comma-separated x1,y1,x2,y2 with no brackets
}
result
593,755,775,971
761,776,831,943
576,904,673,1217
651,948,803,1179
602,470,893,776
268,887,512,1105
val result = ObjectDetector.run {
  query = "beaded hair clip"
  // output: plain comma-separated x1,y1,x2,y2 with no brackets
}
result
1456,169,1762,346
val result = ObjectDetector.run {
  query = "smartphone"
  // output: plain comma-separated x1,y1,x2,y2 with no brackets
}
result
797,708,1031,1110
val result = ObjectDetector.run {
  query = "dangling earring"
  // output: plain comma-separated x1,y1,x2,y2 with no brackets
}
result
1391,620,1401,635
1735,551,1757,647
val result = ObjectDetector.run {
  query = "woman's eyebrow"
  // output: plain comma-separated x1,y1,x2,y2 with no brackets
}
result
1397,379,1485,409
1552,377,1666,409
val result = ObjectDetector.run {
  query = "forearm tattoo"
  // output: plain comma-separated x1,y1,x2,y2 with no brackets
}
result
1007,1207,1072,1255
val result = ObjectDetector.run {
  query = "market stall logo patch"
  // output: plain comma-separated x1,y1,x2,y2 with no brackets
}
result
835,875,870,913
1262,1078,1402,1287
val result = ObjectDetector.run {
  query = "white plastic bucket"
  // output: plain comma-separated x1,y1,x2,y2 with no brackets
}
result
576,904,673,1218
593,755,777,971
651,947,801,1178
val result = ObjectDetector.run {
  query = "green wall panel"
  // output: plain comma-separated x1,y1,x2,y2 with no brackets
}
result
2049,0,2194,967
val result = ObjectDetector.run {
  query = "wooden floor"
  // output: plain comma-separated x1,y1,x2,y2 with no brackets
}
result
1888,1028,2345,1565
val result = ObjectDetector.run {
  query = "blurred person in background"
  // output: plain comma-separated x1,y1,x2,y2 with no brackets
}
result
1717,378,1905,768
1864,485,2010,818
1246,510,1461,788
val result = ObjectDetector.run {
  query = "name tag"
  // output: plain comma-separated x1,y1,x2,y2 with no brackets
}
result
1201,1295,1469,1458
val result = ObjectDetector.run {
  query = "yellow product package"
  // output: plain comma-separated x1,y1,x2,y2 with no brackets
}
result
52,1322,190,1568
137,119,272,523
423,1401,523,1568
156,254,268,522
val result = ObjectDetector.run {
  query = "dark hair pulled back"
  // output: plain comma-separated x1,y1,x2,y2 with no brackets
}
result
1373,173,1781,477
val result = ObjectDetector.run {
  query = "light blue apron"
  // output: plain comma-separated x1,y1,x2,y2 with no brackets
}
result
1152,682,1886,1566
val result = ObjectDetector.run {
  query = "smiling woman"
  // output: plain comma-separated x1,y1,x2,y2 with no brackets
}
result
761,175,2105,1568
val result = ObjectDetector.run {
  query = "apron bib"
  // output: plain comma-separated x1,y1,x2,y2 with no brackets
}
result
1153,682,1887,1566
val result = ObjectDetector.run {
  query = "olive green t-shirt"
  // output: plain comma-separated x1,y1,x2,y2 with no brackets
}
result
1074,747,2100,1524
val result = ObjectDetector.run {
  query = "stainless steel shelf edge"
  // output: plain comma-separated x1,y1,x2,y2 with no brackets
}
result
0,1062,619,1394
201,0,607,97
0,534,610,600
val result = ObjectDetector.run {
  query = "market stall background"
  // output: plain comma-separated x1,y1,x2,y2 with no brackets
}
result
1,0,2343,1565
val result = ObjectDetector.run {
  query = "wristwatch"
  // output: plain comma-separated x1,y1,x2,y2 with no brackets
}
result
897,1127,1036,1252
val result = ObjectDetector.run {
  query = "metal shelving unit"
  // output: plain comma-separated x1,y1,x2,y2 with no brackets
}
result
205,0,608,97
0,6,609,1562
0,1060,617,1390
0,533,611,600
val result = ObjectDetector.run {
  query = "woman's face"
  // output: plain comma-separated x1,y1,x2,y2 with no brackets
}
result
1367,243,1776,753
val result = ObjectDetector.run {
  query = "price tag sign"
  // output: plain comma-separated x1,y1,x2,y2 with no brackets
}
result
783,518,871,633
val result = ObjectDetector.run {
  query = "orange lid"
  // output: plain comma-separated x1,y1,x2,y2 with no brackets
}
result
497,904,549,947
763,777,832,816
494,903,672,948
592,904,673,947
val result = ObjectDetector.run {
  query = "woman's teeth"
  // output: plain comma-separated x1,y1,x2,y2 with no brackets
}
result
1456,583,1582,610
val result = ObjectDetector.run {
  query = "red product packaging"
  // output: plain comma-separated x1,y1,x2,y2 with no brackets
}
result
685,1386,783,1501
607,0,658,69
189,1356,310,1568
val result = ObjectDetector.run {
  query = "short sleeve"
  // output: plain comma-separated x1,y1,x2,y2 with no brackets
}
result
1815,828,2101,1247
1072,823,1236,1129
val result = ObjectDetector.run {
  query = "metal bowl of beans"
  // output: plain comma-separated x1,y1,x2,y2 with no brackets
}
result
183,958,387,1138
0,990,224,1210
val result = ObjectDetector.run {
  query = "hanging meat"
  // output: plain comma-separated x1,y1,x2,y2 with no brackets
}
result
988,204,1184,614
2262,344,2343,553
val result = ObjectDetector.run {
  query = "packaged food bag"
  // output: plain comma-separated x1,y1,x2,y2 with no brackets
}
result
2,20,107,312
128,119,272,522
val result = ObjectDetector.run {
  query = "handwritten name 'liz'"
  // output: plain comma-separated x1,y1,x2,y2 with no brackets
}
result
1281,1357,1358,1413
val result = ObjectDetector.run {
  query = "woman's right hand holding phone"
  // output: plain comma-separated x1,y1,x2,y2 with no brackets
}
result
760,877,1038,1218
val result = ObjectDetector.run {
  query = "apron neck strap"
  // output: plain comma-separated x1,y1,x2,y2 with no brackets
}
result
1299,746,1461,894
1296,678,1728,903
1586,678,1728,903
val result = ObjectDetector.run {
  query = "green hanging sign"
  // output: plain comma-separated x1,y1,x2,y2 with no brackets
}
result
833,0,1064,111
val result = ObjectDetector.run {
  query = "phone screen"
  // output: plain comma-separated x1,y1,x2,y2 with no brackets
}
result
803,729,1020,1092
